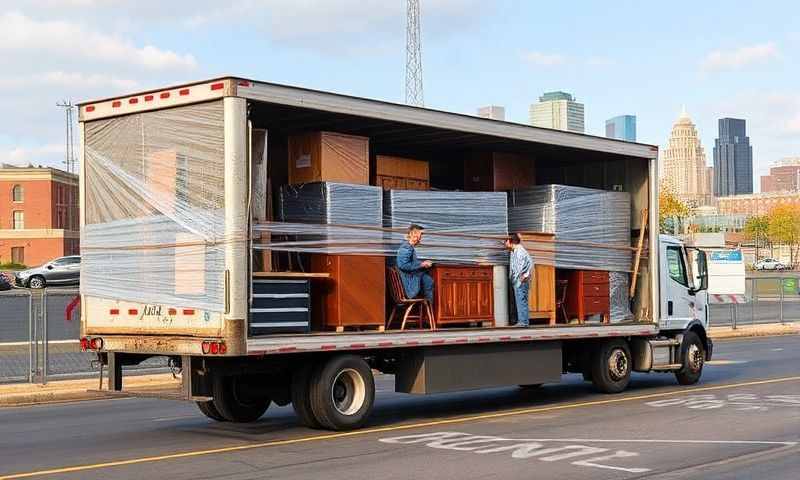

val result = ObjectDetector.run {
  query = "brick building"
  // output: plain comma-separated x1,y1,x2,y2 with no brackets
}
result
0,165,79,266
760,157,800,193
717,191,800,216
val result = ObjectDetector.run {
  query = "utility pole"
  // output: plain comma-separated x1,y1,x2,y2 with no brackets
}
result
405,0,424,107
56,100,77,174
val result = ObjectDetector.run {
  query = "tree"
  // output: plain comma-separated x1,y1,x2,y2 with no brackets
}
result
767,205,800,268
659,183,690,234
744,215,770,260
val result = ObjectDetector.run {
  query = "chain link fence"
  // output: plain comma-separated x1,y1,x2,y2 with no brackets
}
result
709,275,800,328
1,289,167,384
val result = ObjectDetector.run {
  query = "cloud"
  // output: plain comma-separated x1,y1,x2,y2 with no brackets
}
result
0,12,197,70
0,72,139,90
521,51,567,66
0,144,65,168
700,42,780,72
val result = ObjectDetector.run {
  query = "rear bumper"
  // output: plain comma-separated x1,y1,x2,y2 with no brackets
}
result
86,334,245,356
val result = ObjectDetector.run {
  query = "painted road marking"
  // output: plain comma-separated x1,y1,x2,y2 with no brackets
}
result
379,432,799,474
1,375,798,480
646,393,800,411
707,360,749,365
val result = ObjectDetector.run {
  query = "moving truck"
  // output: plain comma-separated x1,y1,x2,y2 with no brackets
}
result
77,77,713,431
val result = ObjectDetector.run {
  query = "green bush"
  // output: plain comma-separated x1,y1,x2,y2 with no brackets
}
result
0,262,27,270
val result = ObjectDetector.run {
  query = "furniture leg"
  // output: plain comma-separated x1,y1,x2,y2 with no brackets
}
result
387,307,397,330
400,304,413,330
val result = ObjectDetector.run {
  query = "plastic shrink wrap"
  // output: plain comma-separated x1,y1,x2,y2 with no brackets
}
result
82,101,228,312
508,185,631,272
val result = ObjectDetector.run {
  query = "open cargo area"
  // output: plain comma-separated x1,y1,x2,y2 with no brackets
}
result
78,77,659,351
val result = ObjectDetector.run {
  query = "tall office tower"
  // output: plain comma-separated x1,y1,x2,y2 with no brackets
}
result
529,91,585,133
605,115,637,141
661,108,713,206
713,118,753,196
477,105,506,121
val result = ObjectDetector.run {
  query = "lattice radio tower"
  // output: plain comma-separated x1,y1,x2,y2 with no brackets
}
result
405,0,424,107
56,100,77,174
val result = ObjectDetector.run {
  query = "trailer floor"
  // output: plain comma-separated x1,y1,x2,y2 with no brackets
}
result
246,322,658,354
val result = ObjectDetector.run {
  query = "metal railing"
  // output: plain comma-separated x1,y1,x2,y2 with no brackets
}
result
1,288,167,384
709,275,800,328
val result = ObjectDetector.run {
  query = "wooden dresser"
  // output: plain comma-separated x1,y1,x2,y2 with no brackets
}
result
431,265,494,326
310,255,385,331
560,270,610,323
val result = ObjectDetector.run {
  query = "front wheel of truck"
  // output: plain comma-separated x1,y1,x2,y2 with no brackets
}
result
309,355,375,431
212,374,270,423
675,331,705,386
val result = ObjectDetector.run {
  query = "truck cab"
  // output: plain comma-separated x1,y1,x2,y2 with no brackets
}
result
659,234,709,331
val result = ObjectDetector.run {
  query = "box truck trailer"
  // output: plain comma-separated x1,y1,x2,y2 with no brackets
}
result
77,77,712,430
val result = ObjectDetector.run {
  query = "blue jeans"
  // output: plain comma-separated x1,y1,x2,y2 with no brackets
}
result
421,272,434,303
513,281,530,326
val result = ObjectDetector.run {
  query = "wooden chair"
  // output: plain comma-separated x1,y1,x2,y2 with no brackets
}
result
386,267,435,331
556,279,569,324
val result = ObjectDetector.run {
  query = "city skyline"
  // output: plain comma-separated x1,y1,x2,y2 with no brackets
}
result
0,2,797,186
605,115,636,142
660,108,714,207
530,91,585,133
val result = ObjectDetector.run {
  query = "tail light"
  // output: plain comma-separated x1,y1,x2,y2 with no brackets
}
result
80,337,89,351
81,337,103,351
201,341,226,355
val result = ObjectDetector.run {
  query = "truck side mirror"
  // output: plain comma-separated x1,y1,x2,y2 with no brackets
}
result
697,251,708,291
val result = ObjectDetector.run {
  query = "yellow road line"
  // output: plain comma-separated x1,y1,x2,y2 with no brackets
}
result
2,375,799,480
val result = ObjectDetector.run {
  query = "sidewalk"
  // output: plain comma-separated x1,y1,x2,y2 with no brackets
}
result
0,373,179,407
1,323,796,408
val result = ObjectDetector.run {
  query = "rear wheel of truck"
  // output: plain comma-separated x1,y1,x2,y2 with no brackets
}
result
196,400,226,422
291,362,322,429
309,355,375,431
675,331,705,386
590,339,631,394
212,374,271,423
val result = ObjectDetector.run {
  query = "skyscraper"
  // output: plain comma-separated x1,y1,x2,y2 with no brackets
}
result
713,118,753,196
605,115,637,141
477,105,505,121
661,108,713,206
530,91,585,133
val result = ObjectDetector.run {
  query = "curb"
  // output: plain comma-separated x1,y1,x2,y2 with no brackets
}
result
0,374,179,407
709,323,800,340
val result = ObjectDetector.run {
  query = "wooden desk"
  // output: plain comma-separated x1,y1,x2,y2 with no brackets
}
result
310,255,385,332
431,265,494,326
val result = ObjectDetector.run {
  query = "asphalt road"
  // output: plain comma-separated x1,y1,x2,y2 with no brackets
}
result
0,335,798,480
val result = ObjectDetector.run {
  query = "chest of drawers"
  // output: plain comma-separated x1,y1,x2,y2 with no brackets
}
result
431,265,494,326
560,269,610,323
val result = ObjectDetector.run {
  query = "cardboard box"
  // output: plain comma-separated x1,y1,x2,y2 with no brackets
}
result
288,131,369,185
373,155,430,190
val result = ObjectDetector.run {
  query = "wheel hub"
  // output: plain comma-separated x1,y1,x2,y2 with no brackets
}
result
607,349,629,381
687,343,704,372
331,368,366,416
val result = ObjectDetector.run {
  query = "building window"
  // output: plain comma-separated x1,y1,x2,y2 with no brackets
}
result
11,185,23,202
11,247,24,264
12,211,24,229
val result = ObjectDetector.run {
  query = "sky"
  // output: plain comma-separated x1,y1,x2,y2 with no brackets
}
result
1,0,798,190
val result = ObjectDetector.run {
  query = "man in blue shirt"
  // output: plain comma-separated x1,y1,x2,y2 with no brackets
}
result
505,233,533,327
396,224,434,302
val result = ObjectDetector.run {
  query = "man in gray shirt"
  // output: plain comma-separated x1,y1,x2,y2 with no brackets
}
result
505,233,533,327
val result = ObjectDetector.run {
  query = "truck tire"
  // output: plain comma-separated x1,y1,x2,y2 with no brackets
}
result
675,331,705,385
212,374,270,423
291,363,322,429
590,339,631,394
309,355,375,431
196,401,226,422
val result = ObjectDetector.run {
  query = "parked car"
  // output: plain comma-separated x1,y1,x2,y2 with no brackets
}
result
15,255,81,288
754,258,786,271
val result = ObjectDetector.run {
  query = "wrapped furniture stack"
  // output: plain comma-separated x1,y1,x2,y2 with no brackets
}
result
279,181,386,331
508,185,633,323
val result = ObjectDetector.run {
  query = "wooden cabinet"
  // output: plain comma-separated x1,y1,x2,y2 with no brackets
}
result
431,265,494,326
310,255,385,331
463,152,535,191
373,155,430,190
559,269,610,323
521,233,556,325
